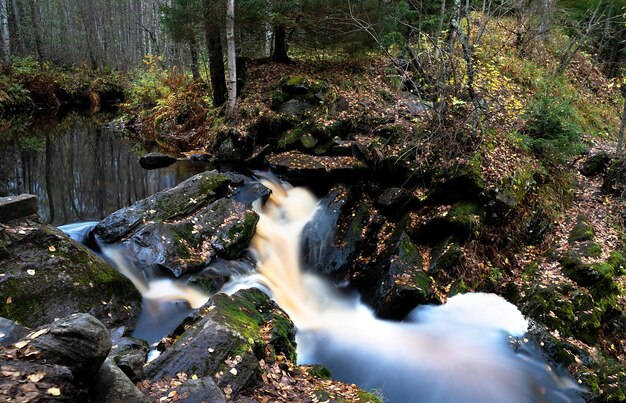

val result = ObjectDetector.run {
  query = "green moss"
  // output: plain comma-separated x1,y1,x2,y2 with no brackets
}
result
300,134,317,149
277,129,301,150
569,215,595,243
447,202,486,238
576,242,602,259
357,390,384,403
308,365,331,379
221,212,259,260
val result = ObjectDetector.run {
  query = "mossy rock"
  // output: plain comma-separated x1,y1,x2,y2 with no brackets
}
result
602,157,626,196
559,251,615,289
0,219,141,329
280,76,328,96
425,163,486,205
300,134,318,149
375,232,436,319
429,237,463,276
446,202,486,238
146,289,296,398
522,284,576,338
569,215,595,243
249,114,296,147
94,171,230,243
576,241,602,259
124,198,258,277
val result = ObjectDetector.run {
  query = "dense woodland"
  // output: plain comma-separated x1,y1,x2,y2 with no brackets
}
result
1,1,626,402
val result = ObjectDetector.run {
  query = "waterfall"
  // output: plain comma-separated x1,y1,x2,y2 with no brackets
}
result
246,179,582,403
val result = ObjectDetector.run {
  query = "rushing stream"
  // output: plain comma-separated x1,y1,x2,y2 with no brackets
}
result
20,112,583,402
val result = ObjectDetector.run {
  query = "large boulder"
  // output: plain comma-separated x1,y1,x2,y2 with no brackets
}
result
94,170,231,243
146,289,296,399
0,357,79,402
0,218,141,329
602,157,626,196
580,152,610,176
122,198,258,277
90,358,148,403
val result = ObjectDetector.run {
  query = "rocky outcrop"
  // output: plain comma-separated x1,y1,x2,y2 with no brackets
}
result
94,170,231,243
0,218,141,329
146,289,296,397
266,152,368,184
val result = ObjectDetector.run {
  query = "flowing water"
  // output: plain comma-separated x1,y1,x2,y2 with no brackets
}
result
39,113,584,401
237,179,583,403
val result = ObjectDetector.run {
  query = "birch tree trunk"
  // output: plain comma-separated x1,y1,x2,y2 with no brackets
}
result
225,0,237,117
617,95,626,158
0,0,9,65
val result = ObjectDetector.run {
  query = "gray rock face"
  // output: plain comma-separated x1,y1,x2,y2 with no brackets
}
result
90,358,148,403
0,358,78,402
0,218,142,329
29,313,112,379
0,194,38,222
0,317,29,346
94,170,231,243
139,153,177,170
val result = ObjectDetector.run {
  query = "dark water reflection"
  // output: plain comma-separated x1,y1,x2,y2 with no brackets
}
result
0,111,212,225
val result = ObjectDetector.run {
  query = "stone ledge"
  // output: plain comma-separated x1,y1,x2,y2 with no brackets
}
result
0,194,38,222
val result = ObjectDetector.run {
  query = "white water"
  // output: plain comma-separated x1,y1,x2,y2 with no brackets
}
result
241,179,582,403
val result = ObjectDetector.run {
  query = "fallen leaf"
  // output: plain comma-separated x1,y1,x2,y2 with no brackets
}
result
47,387,61,396
27,370,45,382
27,269,36,276
6,297,12,304
14,340,29,349
29,328,49,340
48,246,56,252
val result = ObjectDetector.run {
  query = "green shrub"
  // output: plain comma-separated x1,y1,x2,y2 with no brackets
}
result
523,78,584,165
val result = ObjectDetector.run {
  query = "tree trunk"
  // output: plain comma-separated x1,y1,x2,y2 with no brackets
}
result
203,0,226,107
10,0,25,55
272,24,289,63
0,0,9,65
27,0,43,62
617,95,626,158
225,0,237,117
189,35,200,81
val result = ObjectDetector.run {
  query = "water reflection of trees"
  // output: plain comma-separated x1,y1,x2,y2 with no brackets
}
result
0,112,209,225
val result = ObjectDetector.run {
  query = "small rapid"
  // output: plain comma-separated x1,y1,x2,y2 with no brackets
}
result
242,179,583,403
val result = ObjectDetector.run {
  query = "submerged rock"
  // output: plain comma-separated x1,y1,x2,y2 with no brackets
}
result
139,153,177,170
147,289,296,398
94,170,230,243
0,218,141,329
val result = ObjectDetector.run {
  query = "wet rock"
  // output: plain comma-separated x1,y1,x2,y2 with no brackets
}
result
302,187,372,282
0,194,38,222
175,376,226,403
94,170,230,243
90,358,148,403
375,232,435,320
0,218,141,328
28,313,112,379
568,215,594,243
416,202,485,245
0,357,79,402
267,151,368,184
109,328,148,382
580,152,610,176
375,187,414,215
602,157,626,195
0,317,29,346
139,153,177,170
146,289,296,398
